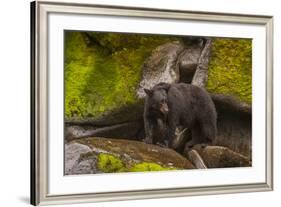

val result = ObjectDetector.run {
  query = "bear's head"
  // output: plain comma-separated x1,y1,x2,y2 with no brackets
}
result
144,83,170,117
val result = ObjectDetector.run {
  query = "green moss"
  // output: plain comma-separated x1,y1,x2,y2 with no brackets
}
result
96,153,177,173
206,38,252,103
64,32,176,119
97,153,126,173
130,162,177,172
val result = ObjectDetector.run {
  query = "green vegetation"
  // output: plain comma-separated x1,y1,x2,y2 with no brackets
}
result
97,153,126,173
96,153,176,173
64,32,175,119
207,38,252,103
130,162,177,172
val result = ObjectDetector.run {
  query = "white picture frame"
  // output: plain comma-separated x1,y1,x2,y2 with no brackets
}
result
31,0,273,205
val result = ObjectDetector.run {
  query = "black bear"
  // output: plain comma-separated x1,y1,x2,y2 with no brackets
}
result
143,82,217,150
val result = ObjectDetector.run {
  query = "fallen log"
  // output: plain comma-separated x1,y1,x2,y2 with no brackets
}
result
65,121,143,142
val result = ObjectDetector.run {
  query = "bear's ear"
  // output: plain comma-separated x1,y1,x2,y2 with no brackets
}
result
159,82,171,92
144,88,152,97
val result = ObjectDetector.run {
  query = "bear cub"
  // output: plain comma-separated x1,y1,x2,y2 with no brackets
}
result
143,82,217,151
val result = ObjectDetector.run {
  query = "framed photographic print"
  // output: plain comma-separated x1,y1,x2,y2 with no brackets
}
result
31,0,273,205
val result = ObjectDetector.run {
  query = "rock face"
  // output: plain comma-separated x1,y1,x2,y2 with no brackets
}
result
65,137,195,175
137,41,185,98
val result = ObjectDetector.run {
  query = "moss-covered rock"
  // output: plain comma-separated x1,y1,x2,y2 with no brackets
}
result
207,38,252,103
96,153,177,173
65,32,176,121
64,137,195,174
130,162,176,172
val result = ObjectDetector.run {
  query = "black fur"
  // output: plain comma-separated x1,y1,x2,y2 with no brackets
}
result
144,82,217,150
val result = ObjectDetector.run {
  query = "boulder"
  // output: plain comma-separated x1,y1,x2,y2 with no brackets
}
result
65,137,195,175
65,142,95,175
137,41,185,98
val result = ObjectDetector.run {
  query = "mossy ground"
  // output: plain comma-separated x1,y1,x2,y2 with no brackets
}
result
97,153,177,173
206,38,252,103
64,32,175,119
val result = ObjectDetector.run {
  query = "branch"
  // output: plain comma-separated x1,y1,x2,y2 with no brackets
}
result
186,149,208,169
65,121,142,141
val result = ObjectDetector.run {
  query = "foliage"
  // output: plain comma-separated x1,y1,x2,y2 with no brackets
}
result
206,38,252,103
64,32,175,119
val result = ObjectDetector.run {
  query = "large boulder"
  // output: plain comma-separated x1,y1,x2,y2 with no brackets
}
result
137,41,185,98
65,142,96,175
65,137,195,175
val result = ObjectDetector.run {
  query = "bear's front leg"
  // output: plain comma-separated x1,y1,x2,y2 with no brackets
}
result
167,127,177,150
143,117,153,144
165,115,179,150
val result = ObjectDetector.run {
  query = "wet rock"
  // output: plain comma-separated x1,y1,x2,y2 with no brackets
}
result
137,41,185,98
